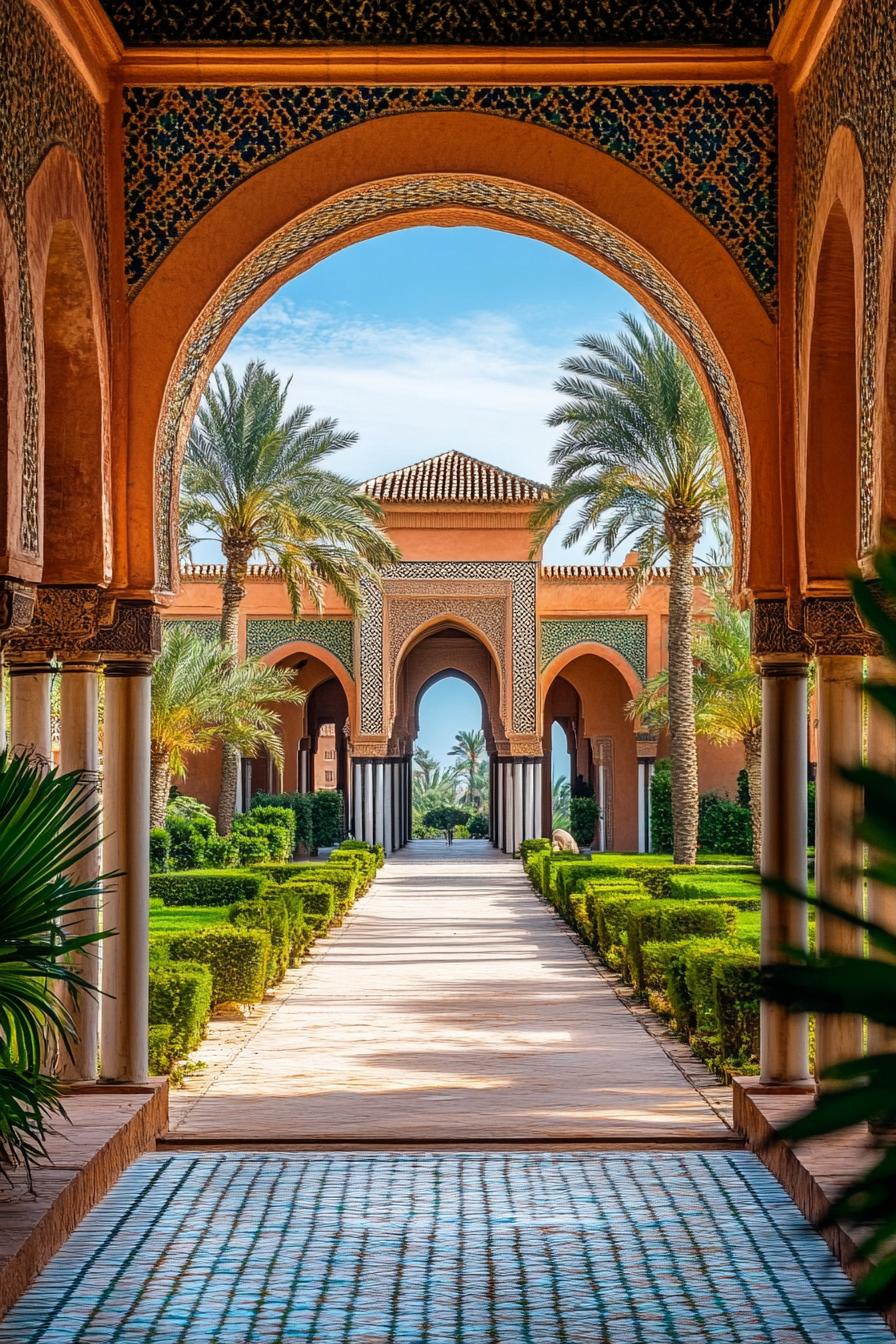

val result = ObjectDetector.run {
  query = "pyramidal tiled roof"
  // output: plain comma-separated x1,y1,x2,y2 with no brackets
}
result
361,451,549,505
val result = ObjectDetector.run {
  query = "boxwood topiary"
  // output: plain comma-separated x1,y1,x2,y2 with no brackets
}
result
519,837,551,865
148,959,213,1056
713,950,761,1070
229,896,289,985
148,1023,175,1075
169,926,270,1005
249,805,297,851
151,870,268,907
626,901,736,993
283,881,335,921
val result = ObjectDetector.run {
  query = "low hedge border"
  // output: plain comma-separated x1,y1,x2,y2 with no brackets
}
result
151,870,268,907
168,926,271,1006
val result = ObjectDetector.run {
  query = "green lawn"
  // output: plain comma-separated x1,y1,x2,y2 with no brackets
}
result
148,898,231,937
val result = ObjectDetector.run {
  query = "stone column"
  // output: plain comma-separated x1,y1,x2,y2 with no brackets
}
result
8,657,53,769
383,759,394,856
759,655,811,1085
101,660,152,1083
635,733,658,854
867,654,896,1054
352,759,363,840
58,658,102,1082
814,656,864,1078
512,760,524,855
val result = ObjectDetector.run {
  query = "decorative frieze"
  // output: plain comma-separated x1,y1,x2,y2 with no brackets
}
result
750,598,810,658
3,588,161,660
540,617,647,681
802,595,882,657
245,617,355,675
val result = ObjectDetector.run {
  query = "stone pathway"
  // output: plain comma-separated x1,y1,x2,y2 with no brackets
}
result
5,842,891,1341
170,842,730,1143
2,1150,890,1343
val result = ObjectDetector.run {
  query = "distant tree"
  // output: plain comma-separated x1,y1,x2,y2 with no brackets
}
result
422,805,470,845
551,775,571,831
448,729,487,810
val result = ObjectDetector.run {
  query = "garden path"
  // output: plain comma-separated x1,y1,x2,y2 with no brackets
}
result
168,840,731,1143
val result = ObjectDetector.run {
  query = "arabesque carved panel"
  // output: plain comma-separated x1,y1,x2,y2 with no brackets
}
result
541,618,647,681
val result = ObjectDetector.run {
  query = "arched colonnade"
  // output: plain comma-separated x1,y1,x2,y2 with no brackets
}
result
1,92,893,1102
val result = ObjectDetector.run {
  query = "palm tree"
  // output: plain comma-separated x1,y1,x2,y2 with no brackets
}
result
150,627,304,828
628,585,762,868
181,361,399,830
448,729,486,809
533,314,727,864
412,748,440,792
412,764,459,830
552,774,572,831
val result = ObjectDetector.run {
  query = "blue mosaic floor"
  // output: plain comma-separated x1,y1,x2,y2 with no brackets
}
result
2,1151,890,1343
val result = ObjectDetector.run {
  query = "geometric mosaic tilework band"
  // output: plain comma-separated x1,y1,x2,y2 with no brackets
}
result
123,84,777,303
162,617,222,643
1,1150,887,1343
541,617,648,681
245,617,355,675
359,561,538,736
101,2,789,47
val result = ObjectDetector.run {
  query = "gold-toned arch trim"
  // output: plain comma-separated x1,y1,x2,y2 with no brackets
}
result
155,175,751,593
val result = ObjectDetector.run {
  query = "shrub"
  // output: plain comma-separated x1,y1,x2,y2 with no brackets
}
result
165,814,208,870
234,830,271,865
585,884,648,964
253,791,315,853
148,1024,175,1076
737,768,750,809
151,870,268,907
569,795,600,848
640,939,689,995
626,901,736,993
166,795,217,835
249,804,297,853
650,759,673,853
339,839,386,868
283,881,335,921
204,834,238,868
328,851,374,887
698,793,752,855
660,937,733,1034
311,790,344,848
229,896,289,985
169,926,270,1005
233,812,292,861
714,950,761,1070
271,886,307,963
467,813,489,839
149,827,170,874
519,837,551,865
148,960,213,1056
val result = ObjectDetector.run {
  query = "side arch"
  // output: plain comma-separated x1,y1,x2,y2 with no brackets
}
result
872,169,896,544
541,641,643,704
26,145,111,585
798,124,865,587
0,202,29,578
125,113,778,597
258,638,357,727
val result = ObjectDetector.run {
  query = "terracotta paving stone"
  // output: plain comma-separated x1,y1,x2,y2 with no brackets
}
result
1,1150,891,1343
170,843,732,1143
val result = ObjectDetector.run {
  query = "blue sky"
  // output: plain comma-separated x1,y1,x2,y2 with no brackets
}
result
216,225,647,770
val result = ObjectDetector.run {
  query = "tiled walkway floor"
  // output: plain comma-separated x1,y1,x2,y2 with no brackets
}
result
2,1150,890,1344
170,842,729,1142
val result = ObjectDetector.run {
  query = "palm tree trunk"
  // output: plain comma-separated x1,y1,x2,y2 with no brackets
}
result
666,535,700,865
744,726,762,872
217,541,251,834
150,755,171,829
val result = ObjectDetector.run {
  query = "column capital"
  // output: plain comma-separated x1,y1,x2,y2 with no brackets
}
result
2,587,162,662
751,597,811,658
802,594,882,657
0,578,37,637
757,654,810,678
104,658,154,677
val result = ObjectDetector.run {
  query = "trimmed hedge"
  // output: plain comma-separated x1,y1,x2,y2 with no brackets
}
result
248,805,297,851
626,901,736,994
148,1024,175,1075
283,881,336,921
582,881,647,960
151,870,268,908
148,960,213,1056
311,790,343,847
233,814,291,863
169,926,270,1005
714,950,761,1068
229,896,289,986
205,835,238,868
520,837,552,866
165,814,207,870
149,827,170,874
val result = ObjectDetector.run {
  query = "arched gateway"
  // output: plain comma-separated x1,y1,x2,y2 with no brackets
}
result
168,449,743,852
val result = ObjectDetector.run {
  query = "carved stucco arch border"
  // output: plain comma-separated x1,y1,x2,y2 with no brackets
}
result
154,173,752,593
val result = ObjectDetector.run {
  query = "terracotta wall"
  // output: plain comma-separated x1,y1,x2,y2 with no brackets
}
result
0,0,107,580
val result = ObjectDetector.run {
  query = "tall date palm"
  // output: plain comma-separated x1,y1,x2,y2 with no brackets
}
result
448,729,487,810
532,315,727,864
180,361,398,830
